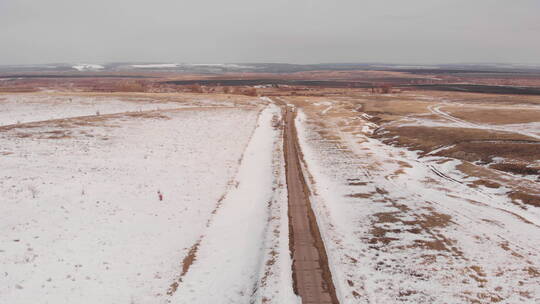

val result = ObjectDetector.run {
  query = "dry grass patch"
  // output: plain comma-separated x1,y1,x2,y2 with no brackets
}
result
508,191,540,208
445,107,540,125
375,126,540,166
468,179,501,189
490,162,539,176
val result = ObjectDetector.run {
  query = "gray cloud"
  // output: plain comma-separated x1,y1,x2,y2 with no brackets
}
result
1,0,539,65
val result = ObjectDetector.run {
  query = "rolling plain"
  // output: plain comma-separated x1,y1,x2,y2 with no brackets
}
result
1,64,539,303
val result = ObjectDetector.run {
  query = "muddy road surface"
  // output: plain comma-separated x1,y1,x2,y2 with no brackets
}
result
283,106,339,304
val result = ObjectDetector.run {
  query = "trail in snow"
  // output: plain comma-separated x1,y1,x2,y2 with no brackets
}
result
168,104,298,304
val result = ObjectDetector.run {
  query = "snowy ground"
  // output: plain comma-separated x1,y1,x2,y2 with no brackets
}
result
0,94,295,304
168,104,297,304
295,107,540,303
0,94,222,127
3,91,539,304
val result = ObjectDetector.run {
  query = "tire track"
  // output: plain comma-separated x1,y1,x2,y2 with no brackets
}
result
164,106,266,297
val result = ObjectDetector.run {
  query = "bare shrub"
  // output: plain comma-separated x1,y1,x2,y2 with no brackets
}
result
243,87,258,96
229,86,241,94
186,84,203,93
117,81,147,92
379,84,393,94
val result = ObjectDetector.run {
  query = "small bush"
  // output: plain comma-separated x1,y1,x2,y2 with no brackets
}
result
243,87,258,96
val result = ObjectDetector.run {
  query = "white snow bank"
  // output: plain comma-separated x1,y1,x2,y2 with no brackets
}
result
187,63,253,69
169,104,299,304
72,64,104,71
130,64,179,68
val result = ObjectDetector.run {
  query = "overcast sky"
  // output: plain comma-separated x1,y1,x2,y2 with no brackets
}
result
1,0,539,65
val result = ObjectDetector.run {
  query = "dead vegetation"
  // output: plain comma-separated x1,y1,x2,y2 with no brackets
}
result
364,94,540,179
374,126,540,166
444,107,540,125
508,192,540,208
490,162,539,176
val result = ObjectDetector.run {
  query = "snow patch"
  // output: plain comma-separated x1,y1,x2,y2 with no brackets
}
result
72,64,104,71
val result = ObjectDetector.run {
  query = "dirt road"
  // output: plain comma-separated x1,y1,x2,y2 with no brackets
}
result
282,106,339,304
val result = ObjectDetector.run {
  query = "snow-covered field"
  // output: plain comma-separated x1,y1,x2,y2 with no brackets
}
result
72,64,104,71
130,64,181,68
0,94,294,303
295,108,540,303
168,104,297,304
0,94,186,126
2,91,539,303
128,63,254,70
